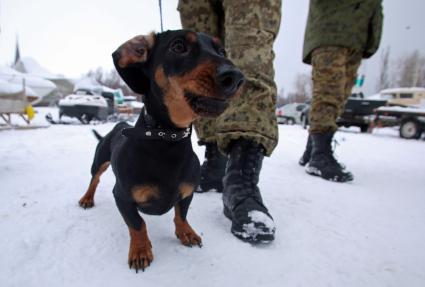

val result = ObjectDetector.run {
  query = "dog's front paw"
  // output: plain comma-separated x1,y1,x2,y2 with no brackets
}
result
175,221,203,248
128,229,153,272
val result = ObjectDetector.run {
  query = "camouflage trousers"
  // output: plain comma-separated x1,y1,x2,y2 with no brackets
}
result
309,46,362,133
178,0,281,156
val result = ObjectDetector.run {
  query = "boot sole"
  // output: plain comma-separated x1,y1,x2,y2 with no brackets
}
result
305,165,353,183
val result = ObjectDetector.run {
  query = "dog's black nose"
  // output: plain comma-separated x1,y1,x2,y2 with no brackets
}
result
216,65,245,97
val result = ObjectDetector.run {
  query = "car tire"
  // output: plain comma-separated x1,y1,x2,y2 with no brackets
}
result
287,118,295,125
399,119,421,139
360,125,369,133
301,114,308,129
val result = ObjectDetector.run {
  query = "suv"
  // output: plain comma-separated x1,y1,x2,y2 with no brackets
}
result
276,103,308,125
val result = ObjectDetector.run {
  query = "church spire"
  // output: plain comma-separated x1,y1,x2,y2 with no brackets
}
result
14,35,21,64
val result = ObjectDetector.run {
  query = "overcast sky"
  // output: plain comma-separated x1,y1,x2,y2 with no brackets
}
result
1,0,424,97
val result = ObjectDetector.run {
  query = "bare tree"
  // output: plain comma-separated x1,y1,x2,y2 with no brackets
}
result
85,68,142,100
376,46,391,91
287,73,312,103
276,87,286,107
397,50,425,87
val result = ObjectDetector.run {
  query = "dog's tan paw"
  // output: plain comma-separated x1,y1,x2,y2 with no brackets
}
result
175,222,203,248
78,195,94,209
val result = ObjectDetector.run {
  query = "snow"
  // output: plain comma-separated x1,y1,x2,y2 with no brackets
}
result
59,94,108,108
73,77,115,94
233,210,276,241
376,106,425,114
73,76,104,92
0,79,37,97
14,57,62,80
1,107,424,287
0,79,24,95
0,66,57,101
380,87,425,94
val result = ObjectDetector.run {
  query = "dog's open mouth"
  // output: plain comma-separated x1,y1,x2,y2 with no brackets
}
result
185,92,229,117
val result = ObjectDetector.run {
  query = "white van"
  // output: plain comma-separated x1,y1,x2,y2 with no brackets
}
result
373,87,425,107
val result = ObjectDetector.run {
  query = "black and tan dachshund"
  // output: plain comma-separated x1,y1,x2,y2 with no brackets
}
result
78,30,244,272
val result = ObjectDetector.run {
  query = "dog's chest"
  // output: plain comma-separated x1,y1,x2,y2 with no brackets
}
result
131,183,194,215
112,140,199,215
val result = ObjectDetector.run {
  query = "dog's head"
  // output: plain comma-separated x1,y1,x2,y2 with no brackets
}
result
112,29,244,128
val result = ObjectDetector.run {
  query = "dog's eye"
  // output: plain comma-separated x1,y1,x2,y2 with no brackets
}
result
170,39,188,54
217,47,226,56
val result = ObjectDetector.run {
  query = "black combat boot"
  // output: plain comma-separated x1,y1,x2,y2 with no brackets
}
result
222,139,276,243
305,132,353,182
298,135,312,166
299,134,345,169
197,142,228,193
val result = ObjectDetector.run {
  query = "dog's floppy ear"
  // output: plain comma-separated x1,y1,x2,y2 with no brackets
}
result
112,33,156,95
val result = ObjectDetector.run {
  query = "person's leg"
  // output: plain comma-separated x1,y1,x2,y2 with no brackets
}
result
298,134,312,166
219,0,281,243
217,0,281,156
299,48,362,168
341,50,362,116
306,46,353,182
309,46,347,134
178,0,228,193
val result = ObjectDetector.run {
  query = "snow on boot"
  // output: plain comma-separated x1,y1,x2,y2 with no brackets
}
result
298,134,312,166
306,132,353,182
197,142,228,193
222,139,276,243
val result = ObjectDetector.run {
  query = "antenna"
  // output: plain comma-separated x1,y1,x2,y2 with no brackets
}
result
0,0,2,34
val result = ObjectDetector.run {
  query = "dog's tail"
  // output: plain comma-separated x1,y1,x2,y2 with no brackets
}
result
92,129,103,141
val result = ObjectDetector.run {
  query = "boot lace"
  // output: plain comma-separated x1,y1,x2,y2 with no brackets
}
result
330,139,345,169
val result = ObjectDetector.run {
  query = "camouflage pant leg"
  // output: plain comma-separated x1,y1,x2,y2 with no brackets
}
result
178,0,281,156
341,51,362,117
217,0,281,156
309,46,362,133
178,0,224,143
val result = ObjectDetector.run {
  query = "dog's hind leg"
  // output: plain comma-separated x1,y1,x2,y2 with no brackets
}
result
79,140,111,209
79,161,110,208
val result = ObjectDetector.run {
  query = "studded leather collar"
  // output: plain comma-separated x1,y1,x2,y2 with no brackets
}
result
121,107,191,142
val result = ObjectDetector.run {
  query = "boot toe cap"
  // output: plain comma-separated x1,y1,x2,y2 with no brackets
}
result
226,201,276,243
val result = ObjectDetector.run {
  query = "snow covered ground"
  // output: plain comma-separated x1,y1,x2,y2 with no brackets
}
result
1,108,424,287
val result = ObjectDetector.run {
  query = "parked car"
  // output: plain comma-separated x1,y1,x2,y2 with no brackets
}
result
299,94,387,132
276,103,308,125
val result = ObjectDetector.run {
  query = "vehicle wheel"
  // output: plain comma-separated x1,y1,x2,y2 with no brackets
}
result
399,119,421,139
301,115,308,129
360,125,369,133
287,118,295,125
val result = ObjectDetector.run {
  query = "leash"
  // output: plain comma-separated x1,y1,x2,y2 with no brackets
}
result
121,107,191,142
158,0,164,32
